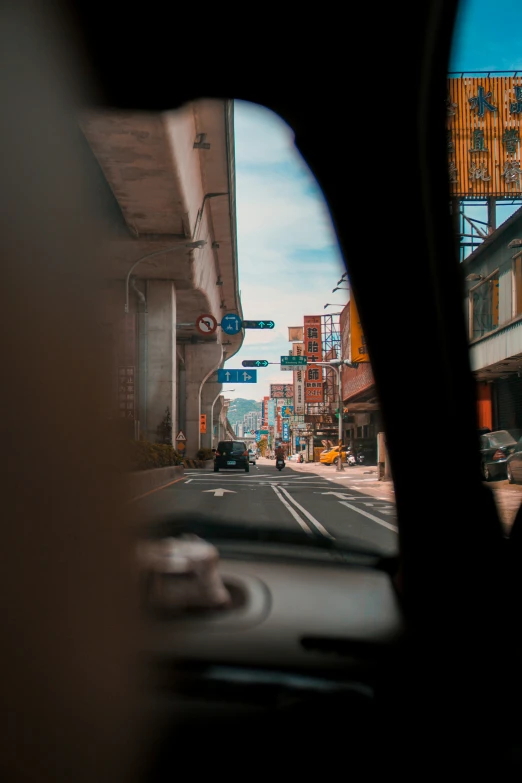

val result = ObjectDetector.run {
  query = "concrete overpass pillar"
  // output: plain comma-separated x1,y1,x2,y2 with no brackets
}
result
185,343,223,456
145,281,177,444
201,381,222,450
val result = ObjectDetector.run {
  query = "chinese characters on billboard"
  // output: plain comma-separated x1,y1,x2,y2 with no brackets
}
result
303,315,324,403
448,76,522,198
350,297,369,362
293,342,305,413
270,384,294,399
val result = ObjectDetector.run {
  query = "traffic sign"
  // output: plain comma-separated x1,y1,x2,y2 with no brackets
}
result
196,313,217,335
242,359,269,367
217,369,257,383
242,320,275,329
221,313,242,335
176,430,186,441
281,355,307,366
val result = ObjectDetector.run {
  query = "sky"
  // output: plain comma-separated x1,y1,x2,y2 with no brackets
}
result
225,0,522,403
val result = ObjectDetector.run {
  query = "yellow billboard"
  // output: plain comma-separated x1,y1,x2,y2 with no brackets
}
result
448,75,522,198
350,297,369,362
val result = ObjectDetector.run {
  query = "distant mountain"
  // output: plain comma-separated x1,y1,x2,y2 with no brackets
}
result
226,398,262,426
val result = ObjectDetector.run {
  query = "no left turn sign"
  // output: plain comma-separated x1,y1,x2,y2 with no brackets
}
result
196,313,218,335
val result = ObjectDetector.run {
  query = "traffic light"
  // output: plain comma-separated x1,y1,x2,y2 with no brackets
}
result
242,360,269,367
242,320,274,329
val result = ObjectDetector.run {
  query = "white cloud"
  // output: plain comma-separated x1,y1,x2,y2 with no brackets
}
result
226,100,347,401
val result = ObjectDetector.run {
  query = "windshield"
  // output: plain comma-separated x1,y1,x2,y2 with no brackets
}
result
89,0,522,561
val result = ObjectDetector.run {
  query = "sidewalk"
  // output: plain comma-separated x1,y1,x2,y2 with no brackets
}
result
271,458,522,533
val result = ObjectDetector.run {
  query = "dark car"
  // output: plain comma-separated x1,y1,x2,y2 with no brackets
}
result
505,437,522,484
214,440,250,473
479,430,518,481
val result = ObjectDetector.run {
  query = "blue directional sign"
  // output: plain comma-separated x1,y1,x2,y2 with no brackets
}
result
242,320,275,329
282,420,290,441
221,313,242,335
217,369,257,384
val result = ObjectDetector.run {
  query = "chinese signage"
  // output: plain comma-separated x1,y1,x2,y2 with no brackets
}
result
448,76,522,197
262,396,270,427
118,367,135,419
200,414,207,434
292,342,305,413
268,399,276,425
282,420,290,441
350,297,369,362
270,384,294,398
281,355,307,366
303,315,324,403
281,405,294,417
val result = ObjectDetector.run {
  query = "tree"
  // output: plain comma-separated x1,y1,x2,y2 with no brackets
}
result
258,438,268,457
157,407,173,445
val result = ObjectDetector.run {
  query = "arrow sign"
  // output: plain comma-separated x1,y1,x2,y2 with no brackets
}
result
242,320,275,329
217,369,257,383
203,489,237,497
196,313,218,335
220,313,242,335
242,360,269,367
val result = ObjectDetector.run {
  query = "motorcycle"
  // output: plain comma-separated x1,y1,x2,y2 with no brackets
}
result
346,452,356,466
356,453,365,464
276,458,285,471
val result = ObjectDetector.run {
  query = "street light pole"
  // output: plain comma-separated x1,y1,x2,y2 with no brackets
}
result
210,389,235,449
124,240,206,313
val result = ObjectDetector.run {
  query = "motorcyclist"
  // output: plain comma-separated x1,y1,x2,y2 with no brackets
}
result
275,443,285,465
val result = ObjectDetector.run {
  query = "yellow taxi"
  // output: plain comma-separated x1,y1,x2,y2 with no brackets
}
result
319,445,347,466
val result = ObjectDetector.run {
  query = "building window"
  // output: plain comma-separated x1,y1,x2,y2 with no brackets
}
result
470,271,499,339
513,253,522,318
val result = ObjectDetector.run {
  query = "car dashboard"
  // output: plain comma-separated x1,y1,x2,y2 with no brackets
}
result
142,545,405,775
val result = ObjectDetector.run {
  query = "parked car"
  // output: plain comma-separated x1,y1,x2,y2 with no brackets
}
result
319,446,347,466
247,448,257,465
214,440,250,473
505,437,522,484
479,430,518,481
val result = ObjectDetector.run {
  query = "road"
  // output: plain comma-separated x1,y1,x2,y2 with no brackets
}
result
131,457,398,555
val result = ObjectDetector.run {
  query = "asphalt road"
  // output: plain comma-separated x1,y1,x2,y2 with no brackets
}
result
131,458,398,556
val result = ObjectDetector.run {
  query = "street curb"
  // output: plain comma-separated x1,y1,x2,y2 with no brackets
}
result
127,465,184,499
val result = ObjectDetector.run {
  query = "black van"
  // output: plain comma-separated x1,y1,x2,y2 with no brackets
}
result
214,441,250,472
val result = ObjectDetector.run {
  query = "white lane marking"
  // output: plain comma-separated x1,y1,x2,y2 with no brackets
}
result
278,487,334,539
185,479,330,486
185,479,193,483
202,488,236,497
314,493,376,500
339,501,398,532
271,485,313,535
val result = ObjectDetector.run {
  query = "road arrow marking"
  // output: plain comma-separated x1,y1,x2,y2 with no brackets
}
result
203,489,237,497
